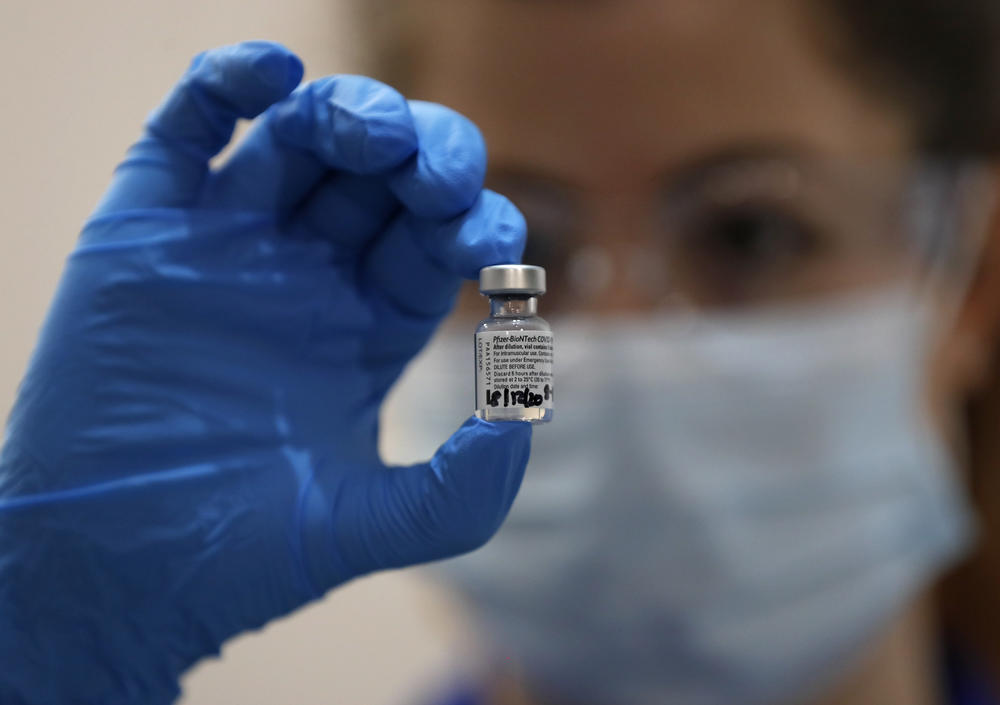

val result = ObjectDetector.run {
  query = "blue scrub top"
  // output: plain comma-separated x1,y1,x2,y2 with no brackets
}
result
430,682,994,705
944,641,998,705
427,645,997,705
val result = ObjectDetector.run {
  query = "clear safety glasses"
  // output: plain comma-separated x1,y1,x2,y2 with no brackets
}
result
510,156,997,317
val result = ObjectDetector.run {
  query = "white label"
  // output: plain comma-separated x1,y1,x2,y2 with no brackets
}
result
476,330,554,411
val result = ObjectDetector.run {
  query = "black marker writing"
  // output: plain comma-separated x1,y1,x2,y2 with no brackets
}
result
486,387,552,409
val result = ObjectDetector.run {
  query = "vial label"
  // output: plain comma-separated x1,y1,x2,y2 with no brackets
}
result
476,331,554,412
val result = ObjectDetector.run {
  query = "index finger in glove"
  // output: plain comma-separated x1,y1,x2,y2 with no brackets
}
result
387,101,487,221
92,41,304,216
203,75,418,212
282,99,486,257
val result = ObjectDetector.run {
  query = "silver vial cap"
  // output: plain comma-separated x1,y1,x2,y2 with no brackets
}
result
479,264,547,296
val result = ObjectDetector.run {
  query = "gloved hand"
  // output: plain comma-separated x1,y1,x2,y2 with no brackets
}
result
0,41,531,705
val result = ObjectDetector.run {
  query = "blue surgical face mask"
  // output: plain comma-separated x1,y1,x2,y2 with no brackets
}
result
383,288,974,705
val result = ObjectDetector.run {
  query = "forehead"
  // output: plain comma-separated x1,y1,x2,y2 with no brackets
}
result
410,0,912,190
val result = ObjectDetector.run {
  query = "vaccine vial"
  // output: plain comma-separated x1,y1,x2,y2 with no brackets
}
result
475,264,554,423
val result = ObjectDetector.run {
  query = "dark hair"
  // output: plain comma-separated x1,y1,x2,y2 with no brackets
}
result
359,1,1000,155
825,0,1000,154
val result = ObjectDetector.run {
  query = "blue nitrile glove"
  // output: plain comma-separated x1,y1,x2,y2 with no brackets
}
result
0,41,531,705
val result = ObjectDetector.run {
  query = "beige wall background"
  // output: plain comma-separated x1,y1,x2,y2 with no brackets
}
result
0,2,469,704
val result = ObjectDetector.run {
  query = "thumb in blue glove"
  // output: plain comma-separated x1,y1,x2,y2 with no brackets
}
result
0,41,531,705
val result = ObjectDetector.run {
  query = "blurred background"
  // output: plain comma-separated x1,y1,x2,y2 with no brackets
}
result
0,2,466,704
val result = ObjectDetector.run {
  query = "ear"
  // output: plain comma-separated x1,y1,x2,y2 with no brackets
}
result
936,182,1000,401
926,175,1000,449
952,201,1000,398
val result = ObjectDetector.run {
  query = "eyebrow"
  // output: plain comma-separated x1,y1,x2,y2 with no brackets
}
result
487,141,826,198
659,142,825,193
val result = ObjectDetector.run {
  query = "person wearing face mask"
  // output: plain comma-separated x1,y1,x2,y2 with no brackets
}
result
365,2,1000,705
3,3,1000,705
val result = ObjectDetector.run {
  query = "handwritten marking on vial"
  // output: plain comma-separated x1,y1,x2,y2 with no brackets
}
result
486,384,554,408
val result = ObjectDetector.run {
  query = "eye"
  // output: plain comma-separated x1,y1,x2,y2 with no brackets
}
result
679,203,823,269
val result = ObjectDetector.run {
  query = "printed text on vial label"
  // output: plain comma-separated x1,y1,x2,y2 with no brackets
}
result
476,332,554,409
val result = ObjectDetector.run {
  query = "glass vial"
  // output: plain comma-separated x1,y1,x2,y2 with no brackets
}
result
475,264,554,424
